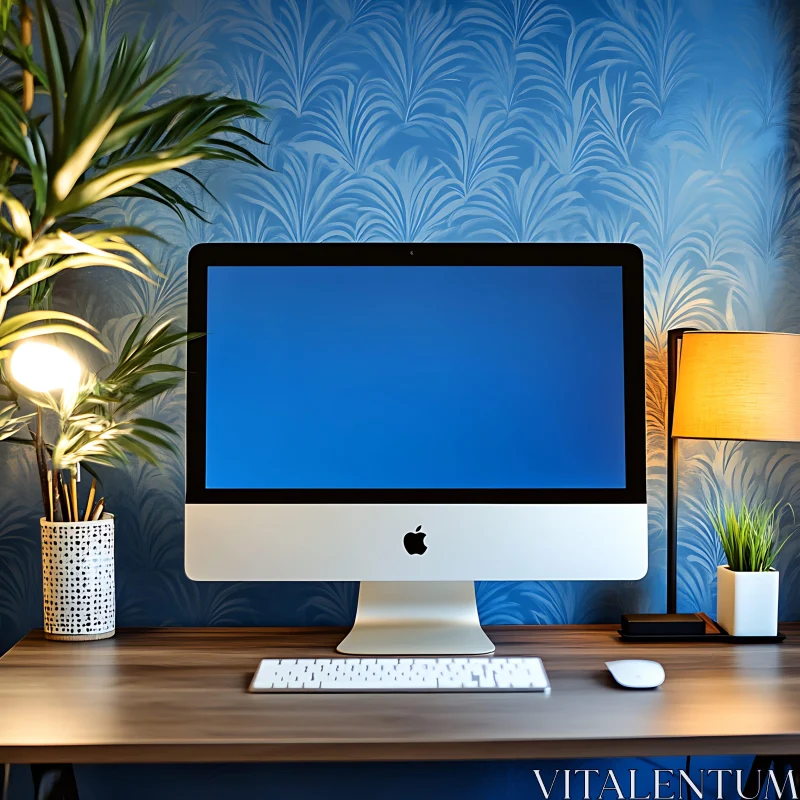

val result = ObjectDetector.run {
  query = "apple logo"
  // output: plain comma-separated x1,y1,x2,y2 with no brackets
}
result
404,525,427,555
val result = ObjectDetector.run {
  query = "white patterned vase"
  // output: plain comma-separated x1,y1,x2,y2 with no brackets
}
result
40,514,115,641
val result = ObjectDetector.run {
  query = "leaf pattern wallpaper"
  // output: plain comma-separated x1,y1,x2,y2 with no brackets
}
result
2,0,800,648
2,0,800,794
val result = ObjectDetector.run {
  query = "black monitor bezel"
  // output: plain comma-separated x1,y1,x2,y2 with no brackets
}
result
186,243,646,505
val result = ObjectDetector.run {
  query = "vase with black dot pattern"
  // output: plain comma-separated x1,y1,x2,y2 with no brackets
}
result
40,513,115,641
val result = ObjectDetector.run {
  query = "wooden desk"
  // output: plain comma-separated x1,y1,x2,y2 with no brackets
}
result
1,625,799,764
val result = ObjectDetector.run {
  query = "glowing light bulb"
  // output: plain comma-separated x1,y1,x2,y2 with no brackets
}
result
10,341,82,394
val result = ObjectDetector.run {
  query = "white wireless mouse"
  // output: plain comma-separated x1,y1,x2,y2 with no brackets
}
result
606,659,665,689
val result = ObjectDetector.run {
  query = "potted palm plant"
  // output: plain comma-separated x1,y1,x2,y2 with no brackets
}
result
0,0,267,639
10,318,198,639
710,500,792,637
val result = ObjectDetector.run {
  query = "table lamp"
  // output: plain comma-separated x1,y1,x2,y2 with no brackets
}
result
622,328,800,639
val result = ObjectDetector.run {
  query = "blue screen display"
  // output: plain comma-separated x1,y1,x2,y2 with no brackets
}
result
205,265,627,489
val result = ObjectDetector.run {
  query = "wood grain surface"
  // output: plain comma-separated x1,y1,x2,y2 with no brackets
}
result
1,625,799,763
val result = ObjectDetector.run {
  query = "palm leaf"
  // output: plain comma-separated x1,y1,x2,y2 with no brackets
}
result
29,0,265,221
0,185,32,240
0,309,107,354
44,318,196,469
0,403,34,441
0,308,97,336
0,0,267,328
0,322,107,352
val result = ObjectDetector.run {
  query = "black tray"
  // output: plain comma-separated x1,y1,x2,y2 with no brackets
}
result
618,631,785,643
618,613,785,644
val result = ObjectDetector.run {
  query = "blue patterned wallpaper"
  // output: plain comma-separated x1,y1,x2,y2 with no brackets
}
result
1,0,799,795
3,0,800,652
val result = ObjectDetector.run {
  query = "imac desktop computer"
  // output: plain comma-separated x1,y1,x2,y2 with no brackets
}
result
185,243,647,656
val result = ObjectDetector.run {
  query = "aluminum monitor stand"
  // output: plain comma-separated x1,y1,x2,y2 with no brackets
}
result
336,581,495,655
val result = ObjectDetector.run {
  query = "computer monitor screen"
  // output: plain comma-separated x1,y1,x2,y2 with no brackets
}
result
204,265,626,491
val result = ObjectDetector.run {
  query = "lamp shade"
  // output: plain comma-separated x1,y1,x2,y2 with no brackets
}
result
672,331,800,442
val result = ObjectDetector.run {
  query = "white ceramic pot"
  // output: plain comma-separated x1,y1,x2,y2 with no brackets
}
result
716,565,778,637
40,514,115,641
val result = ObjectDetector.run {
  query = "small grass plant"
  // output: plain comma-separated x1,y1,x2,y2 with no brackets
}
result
708,500,793,572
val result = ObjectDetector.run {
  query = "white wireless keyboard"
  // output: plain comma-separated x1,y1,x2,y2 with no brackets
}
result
249,657,550,693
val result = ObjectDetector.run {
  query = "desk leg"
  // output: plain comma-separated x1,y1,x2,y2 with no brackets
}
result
745,755,800,798
31,764,80,800
743,755,773,798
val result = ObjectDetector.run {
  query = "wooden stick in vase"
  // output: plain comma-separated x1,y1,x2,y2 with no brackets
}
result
84,478,97,522
52,471,63,523
47,470,53,524
32,409,50,523
70,472,79,522
63,479,71,522
60,473,71,522
90,498,105,521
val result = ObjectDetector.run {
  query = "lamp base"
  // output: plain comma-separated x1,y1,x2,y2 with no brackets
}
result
621,612,706,637
619,612,785,644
